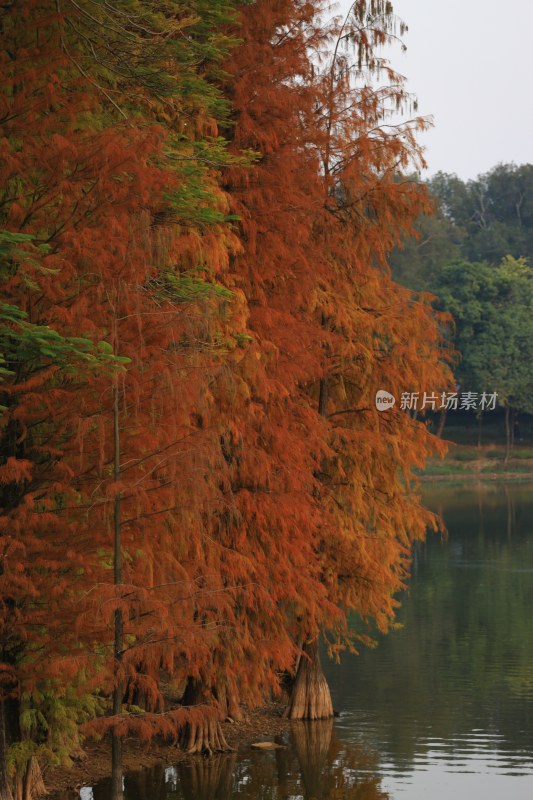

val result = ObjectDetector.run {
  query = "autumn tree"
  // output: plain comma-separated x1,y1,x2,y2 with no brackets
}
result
0,230,130,800
220,0,452,720
1,0,454,788
1,0,247,792
287,0,453,716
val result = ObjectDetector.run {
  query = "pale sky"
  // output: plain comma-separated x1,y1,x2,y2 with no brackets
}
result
340,0,533,180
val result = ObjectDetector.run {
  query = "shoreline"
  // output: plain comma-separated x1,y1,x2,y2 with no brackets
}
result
420,444,533,482
46,705,290,798
44,452,533,797
420,470,533,482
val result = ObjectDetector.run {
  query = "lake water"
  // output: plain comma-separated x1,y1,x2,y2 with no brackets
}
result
81,482,533,800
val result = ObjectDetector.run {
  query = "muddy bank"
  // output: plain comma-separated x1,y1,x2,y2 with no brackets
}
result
46,705,289,798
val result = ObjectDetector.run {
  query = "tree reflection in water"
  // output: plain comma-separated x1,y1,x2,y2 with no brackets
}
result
177,752,237,800
290,720,389,800
81,720,388,800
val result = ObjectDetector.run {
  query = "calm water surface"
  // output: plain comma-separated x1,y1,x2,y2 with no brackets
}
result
81,482,533,800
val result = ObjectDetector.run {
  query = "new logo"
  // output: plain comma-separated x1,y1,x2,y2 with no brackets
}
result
375,390,396,411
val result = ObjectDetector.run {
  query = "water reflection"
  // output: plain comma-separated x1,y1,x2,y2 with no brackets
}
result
79,721,389,800
326,482,533,797
289,720,389,799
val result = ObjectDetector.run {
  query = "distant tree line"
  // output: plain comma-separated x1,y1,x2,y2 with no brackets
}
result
390,164,533,452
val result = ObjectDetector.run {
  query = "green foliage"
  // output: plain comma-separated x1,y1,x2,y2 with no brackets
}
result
161,136,254,229
486,449,502,459
432,256,533,413
391,164,533,289
428,164,533,266
234,332,253,347
0,304,128,376
390,164,533,427
8,688,105,772
149,269,233,303
60,0,240,121
449,449,480,462
507,447,533,458
0,231,128,391
390,180,463,291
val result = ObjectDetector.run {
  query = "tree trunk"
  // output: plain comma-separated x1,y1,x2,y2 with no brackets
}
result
504,404,511,466
179,679,233,756
111,334,123,800
477,412,483,448
318,378,329,417
110,736,122,800
218,677,245,723
0,701,13,800
505,484,515,541
278,670,294,705
226,685,245,724
124,662,162,713
436,407,447,439
284,639,333,720
21,758,46,800
513,411,521,445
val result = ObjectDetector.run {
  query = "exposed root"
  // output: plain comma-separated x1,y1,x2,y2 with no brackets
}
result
179,718,234,756
179,678,235,755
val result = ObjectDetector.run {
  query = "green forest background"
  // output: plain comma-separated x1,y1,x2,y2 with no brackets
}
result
390,163,533,450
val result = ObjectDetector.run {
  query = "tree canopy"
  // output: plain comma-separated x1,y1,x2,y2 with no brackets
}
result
0,1,451,797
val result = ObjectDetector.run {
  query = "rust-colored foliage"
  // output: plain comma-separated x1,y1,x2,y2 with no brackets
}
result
0,0,452,790
219,0,452,687
0,0,245,782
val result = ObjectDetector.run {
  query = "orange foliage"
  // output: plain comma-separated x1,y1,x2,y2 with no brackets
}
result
218,0,452,660
0,0,453,781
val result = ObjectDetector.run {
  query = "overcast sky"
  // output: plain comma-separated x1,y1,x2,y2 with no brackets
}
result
347,0,533,180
